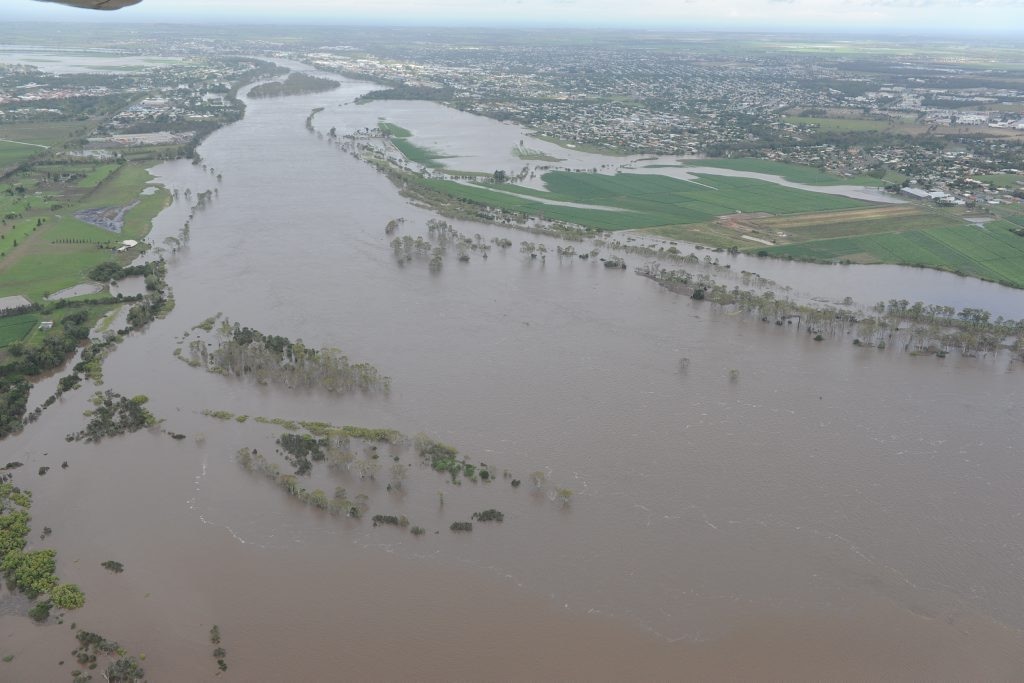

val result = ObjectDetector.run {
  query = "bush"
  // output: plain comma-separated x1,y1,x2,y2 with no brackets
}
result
471,509,504,522
28,600,52,622
51,583,85,610
105,657,144,682
1,549,58,598
450,522,472,532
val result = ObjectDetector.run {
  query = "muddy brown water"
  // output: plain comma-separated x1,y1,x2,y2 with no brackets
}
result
2,71,1024,681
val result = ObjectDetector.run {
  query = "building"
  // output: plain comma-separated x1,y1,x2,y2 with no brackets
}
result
900,187,931,199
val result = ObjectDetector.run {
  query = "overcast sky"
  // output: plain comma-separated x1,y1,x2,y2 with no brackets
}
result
5,0,1024,33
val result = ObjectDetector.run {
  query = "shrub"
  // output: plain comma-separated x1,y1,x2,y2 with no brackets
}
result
51,584,85,610
29,600,52,622
471,509,504,522
101,560,124,574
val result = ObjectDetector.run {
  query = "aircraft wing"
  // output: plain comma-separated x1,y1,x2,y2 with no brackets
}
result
35,0,142,9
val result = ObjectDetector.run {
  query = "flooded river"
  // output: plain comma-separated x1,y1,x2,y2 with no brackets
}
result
2,70,1024,681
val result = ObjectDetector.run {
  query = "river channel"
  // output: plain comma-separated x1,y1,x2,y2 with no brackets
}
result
2,67,1023,680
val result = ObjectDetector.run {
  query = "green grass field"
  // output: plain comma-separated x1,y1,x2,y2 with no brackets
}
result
0,162,168,302
677,158,888,187
736,205,963,241
784,116,895,133
377,121,448,166
0,313,40,347
407,165,1024,287
423,171,865,230
378,121,412,138
77,164,119,189
391,137,448,168
758,220,1024,287
0,120,101,173
974,173,1023,188
0,142,44,169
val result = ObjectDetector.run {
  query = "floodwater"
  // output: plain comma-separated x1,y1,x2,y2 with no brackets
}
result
0,48,177,74
44,283,102,301
315,72,1023,317
3,70,1024,681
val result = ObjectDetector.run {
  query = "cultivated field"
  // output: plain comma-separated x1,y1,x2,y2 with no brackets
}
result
0,120,96,170
722,205,962,242
759,219,1024,287
378,121,449,167
677,157,891,186
425,171,866,231
403,160,1024,288
0,313,40,347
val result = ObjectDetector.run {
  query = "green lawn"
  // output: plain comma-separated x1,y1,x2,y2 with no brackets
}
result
0,142,44,169
80,165,155,207
0,217,44,259
77,164,119,189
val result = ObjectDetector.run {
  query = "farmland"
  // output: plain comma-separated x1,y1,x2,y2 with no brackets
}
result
397,163,1024,288
391,137,449,167
378,121,412,138
0,141,45,169
0,121,95,171
379,121,449,167
757,219,1024,288
421,171,866,231
720,205,963,242
0,313,39,347
0,162,168,302
676,158,890,186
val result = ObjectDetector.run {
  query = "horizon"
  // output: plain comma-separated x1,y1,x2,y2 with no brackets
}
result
3,0,1024,36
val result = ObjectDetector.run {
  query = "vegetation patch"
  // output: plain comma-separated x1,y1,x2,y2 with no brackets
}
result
757,220,1024,288
68,390,157,443
471,509,504,522
182,319,391,395
512,144,564,162
101,560,124,573
248,72,340,98
683,159,856,183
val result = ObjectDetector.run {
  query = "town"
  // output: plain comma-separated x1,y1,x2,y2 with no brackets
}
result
299,31,1024,207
